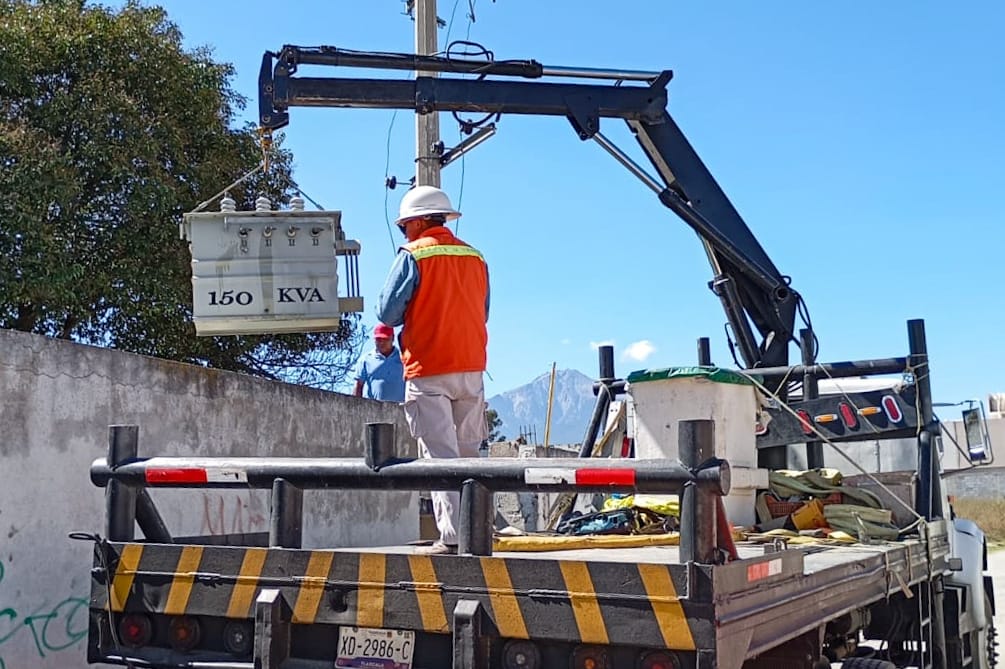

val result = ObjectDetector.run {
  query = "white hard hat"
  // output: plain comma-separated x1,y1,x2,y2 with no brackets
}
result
396,185,461,224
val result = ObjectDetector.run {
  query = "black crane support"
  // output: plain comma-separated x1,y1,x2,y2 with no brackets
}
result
258,46,803,375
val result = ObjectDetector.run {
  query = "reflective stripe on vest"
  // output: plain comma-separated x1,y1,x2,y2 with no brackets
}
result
409,245,484,261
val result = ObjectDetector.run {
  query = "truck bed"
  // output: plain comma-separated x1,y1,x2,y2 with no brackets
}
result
91,522,949,669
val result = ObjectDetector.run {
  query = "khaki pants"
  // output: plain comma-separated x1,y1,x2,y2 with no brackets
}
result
403,371,487,545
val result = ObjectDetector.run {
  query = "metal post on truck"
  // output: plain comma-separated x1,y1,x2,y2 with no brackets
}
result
105,425,137,541
679,420,717,564
366,421,399,469
910,318,944,521
801,327,825,469
106,424,171,544
269,478,303,548
579,344,616,458
908,318,950,669
458,479,494,556
697,336,712,366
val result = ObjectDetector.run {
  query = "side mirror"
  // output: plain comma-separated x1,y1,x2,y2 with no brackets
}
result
962,406,988,462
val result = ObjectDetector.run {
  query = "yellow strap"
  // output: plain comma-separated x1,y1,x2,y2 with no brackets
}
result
410,245,484,261
494,532,681,552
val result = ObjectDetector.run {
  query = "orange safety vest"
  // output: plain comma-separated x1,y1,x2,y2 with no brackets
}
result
400,226,488,380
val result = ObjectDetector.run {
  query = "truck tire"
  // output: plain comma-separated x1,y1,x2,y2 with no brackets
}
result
840,658,897,669
977,593,998,669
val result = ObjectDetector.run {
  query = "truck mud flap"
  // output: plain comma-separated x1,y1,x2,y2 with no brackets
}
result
255,588,292,669
453,599,489,669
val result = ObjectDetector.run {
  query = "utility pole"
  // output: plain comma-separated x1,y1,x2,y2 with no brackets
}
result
415,0,441,187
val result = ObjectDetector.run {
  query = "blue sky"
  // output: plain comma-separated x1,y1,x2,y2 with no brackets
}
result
144,1,1003,405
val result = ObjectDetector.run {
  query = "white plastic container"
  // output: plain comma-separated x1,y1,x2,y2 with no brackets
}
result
627,367,768,526
181,200,361,336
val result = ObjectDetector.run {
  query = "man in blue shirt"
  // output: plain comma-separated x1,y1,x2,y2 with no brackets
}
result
352,323,405,402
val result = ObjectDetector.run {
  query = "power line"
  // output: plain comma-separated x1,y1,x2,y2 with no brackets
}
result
443,0,463,46
454,0,477,234
383,109,400,254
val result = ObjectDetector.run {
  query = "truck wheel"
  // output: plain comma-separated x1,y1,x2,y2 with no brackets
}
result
840,658,897,669
978,593,998,669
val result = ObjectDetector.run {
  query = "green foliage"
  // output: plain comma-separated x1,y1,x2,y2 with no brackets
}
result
0,0,361,387
486,407,505,442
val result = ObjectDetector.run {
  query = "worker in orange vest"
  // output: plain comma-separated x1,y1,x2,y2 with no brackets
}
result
377,186,490,555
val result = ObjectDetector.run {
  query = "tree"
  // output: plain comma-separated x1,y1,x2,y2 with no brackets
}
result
485,408,505,442
0,0,362,388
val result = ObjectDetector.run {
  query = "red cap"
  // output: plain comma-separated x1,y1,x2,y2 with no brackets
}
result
373,323,394,339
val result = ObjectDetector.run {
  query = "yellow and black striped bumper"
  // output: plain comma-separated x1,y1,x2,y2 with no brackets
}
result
94,542,707,650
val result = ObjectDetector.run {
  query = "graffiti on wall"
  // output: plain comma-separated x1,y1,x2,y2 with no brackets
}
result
200,491,268,536
0,560,88,668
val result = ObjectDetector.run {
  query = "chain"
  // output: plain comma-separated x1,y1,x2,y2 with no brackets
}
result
258,127,274,173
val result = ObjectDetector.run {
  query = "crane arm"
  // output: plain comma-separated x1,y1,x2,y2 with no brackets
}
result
259,45,805,372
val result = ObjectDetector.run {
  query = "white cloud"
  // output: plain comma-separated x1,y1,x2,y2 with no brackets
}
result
589,340,615,350
560,338,571,346
622,340,656,362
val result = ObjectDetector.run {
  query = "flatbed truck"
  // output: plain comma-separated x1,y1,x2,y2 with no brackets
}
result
80,44,996,669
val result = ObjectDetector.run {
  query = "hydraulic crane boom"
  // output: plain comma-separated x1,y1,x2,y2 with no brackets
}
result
258,45,806,374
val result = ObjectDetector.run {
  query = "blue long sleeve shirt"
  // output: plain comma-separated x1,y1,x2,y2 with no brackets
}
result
376,250,490,326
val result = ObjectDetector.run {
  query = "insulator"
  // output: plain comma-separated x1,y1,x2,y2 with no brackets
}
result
255,196,272,212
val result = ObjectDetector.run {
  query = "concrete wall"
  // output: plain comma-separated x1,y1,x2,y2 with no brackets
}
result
943,466,1005,499
0,329,418,669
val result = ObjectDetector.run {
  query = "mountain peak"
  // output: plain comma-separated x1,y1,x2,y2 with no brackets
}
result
524,368,592,387
487,369,596,445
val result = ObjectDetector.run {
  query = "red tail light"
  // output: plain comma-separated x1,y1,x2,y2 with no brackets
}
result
571,645,608,669
639,650,680,669
168,616,201,652
117,613,153,648
882,395,903,423
796,410,813,435
838,403,858,429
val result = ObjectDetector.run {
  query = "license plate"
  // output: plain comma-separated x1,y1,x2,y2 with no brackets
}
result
335,626,415,669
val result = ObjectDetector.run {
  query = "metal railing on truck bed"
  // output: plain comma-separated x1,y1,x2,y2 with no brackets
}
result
84,420,733,669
